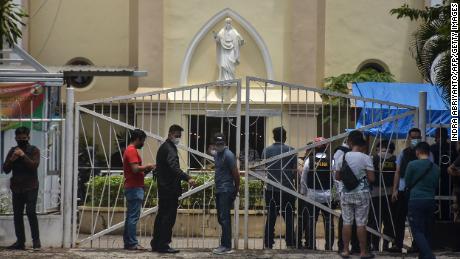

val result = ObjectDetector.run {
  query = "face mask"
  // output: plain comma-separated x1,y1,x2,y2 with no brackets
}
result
215,146,225,153
17,140,28,147
172,138,180,145
410,138,421,148
378,151,389,159
210,150,217,156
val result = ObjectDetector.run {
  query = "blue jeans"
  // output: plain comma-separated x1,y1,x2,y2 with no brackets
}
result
123,187,144,248
216,192,234,249
408,199,436,259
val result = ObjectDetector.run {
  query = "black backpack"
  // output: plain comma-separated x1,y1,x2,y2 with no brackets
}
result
340,153,360,191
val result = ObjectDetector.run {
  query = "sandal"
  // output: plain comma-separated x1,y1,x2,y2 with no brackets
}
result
360,253,375,259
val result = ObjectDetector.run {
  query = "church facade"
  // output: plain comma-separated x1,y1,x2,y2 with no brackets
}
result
21,0,429,164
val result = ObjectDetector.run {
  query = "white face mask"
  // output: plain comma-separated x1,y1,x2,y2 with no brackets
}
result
172,138,181,145
210,150,217,156
378,150,390,159
410,138,421,148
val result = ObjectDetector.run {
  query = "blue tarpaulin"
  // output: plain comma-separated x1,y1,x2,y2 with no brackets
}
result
352,82,450,139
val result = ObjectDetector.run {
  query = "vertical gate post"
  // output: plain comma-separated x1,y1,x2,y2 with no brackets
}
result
419,91,427,140
234,80,242,249
72,104,80,247
244,78,250,249
63,86,75,247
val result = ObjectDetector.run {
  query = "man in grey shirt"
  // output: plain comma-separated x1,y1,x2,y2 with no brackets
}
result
262,127,297,249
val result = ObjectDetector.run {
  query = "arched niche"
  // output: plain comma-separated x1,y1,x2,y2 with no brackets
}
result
180,8,273,85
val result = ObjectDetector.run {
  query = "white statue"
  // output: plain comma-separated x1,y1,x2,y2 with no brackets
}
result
213,18,244,80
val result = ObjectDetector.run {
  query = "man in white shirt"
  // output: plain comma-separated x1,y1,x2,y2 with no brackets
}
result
334,131,363,254
335,136,375,259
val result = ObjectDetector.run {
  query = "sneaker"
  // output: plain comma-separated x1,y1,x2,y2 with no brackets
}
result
33,239,41,251
125,244,147,251
212,246,233,255
7,242,25,250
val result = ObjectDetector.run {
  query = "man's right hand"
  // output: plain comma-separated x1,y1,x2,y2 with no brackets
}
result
9,152,19,162
145,164,155,172
188,178,196,187
448,165,460,177
391,191,398,203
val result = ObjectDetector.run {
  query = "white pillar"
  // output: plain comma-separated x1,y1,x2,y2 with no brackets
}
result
63,86,74,247
419,91,427,140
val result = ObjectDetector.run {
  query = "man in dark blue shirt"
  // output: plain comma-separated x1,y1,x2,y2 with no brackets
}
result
262,127,298,249
211,133,240,255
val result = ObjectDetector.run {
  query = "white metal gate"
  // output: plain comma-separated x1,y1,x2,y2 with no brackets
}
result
72,76,423,251
73,79,242,248
242,77,418,250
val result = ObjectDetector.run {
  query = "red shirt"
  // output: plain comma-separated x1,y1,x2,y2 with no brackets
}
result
123,144,144,188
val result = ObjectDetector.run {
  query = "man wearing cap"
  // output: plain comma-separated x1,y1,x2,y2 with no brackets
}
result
210,133,240,255
300,137,334,250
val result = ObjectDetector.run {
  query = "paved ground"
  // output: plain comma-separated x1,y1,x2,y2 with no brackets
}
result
1,248,460,259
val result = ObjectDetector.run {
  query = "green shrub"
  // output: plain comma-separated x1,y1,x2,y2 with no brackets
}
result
85,175,157,207
84,174,265,210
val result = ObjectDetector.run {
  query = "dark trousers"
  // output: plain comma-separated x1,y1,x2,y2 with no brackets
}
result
12,189,40,244
297,200,309,247
305,202,334,250
383,196,396,250
338,216,359,253
216,192,234,249
408,199,435,259
368,196,394,251
393,191,408,249
264,190,295,248
439,172,451,220
151,197,179,250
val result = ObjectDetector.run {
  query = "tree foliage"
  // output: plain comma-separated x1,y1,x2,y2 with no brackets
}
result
390,1,454,104
323,68,395,105
0,0,27,47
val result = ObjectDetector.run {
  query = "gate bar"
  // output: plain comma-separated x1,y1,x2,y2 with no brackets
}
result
250,109,417,169
77,180,214,245
77,106,214,162
247,170,397,244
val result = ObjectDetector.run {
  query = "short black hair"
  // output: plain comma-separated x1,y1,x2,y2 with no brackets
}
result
169,124,184,133
273,127,286,142
415,141,430,155
408,128,421,136
376,140,395,153
130,129,146,142
352,136,366,147
348,130,363,145
15,126,30,136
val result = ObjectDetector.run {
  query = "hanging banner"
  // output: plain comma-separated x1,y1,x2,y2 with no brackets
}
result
0,83,45,131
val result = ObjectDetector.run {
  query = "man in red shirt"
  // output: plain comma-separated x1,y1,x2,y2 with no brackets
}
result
123,129,154,250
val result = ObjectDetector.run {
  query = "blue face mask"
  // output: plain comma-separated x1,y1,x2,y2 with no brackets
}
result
410,138,421,148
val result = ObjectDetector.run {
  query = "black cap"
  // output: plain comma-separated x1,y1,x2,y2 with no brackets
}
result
213,133,226,145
